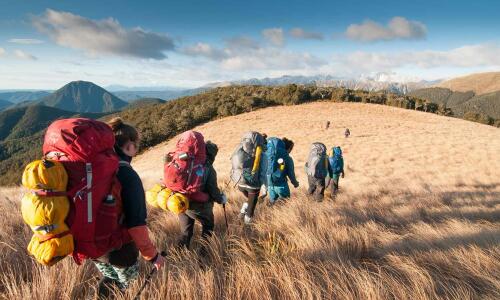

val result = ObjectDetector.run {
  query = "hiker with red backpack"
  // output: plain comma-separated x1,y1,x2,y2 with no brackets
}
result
91,117,165,297
20,117,164,298
230,131,267,224
176,140,227,250
162,131,226,250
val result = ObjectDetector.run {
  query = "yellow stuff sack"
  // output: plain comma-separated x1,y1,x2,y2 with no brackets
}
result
156,188,189,214
145,183,163,208
21,159,74,266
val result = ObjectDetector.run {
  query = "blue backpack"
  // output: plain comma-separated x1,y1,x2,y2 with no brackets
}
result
264,137,289,186
330,147,344,175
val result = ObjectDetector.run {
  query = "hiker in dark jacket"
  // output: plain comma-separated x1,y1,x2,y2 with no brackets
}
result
305,142,331,202
94,117,165,298
231,132,266,224
328,146,345,198
264,137,299,204
178,141,227,250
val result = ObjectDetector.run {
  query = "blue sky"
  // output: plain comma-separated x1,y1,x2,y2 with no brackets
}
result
0,0,499,89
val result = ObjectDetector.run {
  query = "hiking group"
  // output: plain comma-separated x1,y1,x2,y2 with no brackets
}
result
19,117,345,298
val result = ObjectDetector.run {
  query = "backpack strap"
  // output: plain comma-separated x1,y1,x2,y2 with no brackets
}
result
119,160,131,168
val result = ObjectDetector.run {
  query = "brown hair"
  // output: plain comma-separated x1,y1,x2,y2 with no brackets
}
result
107,117,139,148
282,137,294,152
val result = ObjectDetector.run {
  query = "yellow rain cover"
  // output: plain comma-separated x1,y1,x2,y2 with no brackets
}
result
145,183,163,208
157,188,189,214
21,159,74,266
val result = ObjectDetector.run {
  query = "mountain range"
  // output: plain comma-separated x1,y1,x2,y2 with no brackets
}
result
205,74,439,94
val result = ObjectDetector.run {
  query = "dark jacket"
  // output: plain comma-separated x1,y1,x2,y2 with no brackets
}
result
203,142,224,204
115,147,147,228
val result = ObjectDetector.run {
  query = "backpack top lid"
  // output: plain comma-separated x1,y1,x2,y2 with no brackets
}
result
267,137,286,154
175,130,206,161
43,118,115,161
332,146,342,157
310,142,327,156
241,131,265,155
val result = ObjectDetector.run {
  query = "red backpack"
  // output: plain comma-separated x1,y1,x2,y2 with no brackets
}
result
43,118,130,264
163,131,209,202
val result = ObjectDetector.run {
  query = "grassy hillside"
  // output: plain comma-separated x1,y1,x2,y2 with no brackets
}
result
0,84,495,186
1,102,499,299
409,87,500,125
436,71,500,94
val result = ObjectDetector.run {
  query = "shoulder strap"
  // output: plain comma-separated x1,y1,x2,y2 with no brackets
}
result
119,160,131,168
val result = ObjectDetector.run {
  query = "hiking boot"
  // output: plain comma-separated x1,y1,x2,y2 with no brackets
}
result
239,202,248,220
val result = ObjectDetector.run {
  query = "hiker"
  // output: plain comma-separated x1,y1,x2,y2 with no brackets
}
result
177,140,227,251
345,128,350,138
230,131,266,224
328,146,345,198
325,121,331,130
264,137,299,205
305,142,330,202
93,117,165,297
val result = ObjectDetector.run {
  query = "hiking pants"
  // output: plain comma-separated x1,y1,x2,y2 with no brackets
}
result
307,175,326,201
329,174,340,197
238,187,260,218
268,184,291,203
178,201,215,248
93,242,139,292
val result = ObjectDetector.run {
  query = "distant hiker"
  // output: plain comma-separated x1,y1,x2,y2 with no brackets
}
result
230,131,266,224
345,128,350,138
305,142,330,202
325,121,331,130
91,117,165,297
264,137,299,205
328,146,345,198
177,140,227,251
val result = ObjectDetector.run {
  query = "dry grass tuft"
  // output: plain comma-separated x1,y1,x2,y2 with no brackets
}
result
1,102,499,299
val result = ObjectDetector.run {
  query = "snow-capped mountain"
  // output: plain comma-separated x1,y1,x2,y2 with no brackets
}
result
205,73,440,94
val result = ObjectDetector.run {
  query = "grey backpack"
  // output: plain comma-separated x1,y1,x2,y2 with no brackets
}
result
230,131,265,188
305,142,328,179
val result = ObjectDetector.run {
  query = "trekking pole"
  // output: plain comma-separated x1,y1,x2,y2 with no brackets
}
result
133,251,167,300
223,204,229,229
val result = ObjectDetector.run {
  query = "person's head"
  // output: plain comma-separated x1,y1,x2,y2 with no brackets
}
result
107,117,140,157
205,140,218,163
282,137,294,153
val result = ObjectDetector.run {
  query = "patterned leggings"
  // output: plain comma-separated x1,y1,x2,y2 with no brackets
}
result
93,260,139,290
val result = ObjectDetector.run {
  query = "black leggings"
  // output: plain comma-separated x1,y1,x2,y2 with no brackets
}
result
238,187,260,218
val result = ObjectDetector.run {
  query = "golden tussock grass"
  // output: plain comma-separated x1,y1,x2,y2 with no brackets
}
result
1,102,499,299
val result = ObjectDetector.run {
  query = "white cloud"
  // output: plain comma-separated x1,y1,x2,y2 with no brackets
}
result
8,38,44,44
224,36,260,50
14,50,37,60
290,28,324,40
262,28,285,46
33,9,175,59
221,48,325,71
346,16,427,42
0,48,5,57
332,43,500,73
181,42,229,61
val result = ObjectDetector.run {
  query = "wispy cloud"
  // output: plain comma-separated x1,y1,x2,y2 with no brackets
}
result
262,28,285,46
290,28,324,40
332,43,500,73
32,9,175,59
345,17,427,42
8,38,44,44
181,42,229,61
14,49,37,60
0,48,5,57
